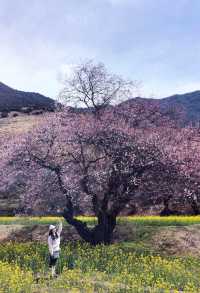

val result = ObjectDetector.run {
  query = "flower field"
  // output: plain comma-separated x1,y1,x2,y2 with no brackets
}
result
1,216,200,292
1,215,200,226
0,241,200,292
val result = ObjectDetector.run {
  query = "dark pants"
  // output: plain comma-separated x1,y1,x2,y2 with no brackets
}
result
49,251,59,267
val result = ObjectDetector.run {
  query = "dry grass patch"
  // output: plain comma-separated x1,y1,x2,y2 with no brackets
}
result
0,114,46,135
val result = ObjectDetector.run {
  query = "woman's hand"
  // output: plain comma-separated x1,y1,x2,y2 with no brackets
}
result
57,221,63,235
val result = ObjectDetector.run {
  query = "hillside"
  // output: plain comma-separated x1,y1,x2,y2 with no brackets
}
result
71,91,200,125
118,91,200,125
0,80,199,124
0,81,55,114
161,91,200,124
0,114,46,135
0,114,51,215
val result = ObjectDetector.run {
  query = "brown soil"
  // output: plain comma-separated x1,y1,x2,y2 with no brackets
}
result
1,224,200,257
0,225,81,243
151,224,200,256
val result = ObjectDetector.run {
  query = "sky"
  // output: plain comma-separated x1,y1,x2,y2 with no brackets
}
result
0,0,200,99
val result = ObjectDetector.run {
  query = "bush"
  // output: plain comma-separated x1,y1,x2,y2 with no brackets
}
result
31,109,44,115
20,107,32,114
1,111,8,118
10,112,19,118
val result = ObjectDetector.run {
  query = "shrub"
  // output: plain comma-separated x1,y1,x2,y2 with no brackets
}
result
1,111,8,118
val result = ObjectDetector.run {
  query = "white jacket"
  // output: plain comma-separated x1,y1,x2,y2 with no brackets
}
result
48,222,62,255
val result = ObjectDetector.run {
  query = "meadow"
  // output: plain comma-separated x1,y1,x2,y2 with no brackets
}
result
1,242,200,292
1,216,200,292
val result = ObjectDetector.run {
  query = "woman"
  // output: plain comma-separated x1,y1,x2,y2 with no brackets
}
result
48,221,62,277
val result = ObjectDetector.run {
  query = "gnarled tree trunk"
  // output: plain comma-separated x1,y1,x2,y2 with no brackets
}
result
63,206,116,245
91,212,116,245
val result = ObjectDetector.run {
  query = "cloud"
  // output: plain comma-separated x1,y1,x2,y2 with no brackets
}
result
0,0,200,98
107,0,135,5
173,82,200,96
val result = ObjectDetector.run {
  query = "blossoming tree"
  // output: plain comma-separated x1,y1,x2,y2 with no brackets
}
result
10,61,182,245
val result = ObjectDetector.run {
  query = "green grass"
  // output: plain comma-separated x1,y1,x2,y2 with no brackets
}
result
1,215,200,226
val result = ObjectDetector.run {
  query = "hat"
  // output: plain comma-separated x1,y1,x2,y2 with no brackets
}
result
49,224,56,231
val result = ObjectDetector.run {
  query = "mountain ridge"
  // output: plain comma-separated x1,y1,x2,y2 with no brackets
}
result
0,81,55,113
0,80,200,123
118,90,200,124
161,90,200,123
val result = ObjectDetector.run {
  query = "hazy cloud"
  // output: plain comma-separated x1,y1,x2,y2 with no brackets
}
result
0,0,199,98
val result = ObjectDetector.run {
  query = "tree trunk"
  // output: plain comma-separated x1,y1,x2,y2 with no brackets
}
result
190,199,200,215
91,212,116,245
63,207,116,245
160,197,181,216
57,171,116,245
160,198,172,216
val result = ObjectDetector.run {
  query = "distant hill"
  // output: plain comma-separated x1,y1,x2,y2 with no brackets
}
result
69,90,200,125
0,81,55,113
118,91,200,125
160,91,200,124
1,80,199,124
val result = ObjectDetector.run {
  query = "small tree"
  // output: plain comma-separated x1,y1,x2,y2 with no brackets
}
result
59,60,137,117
